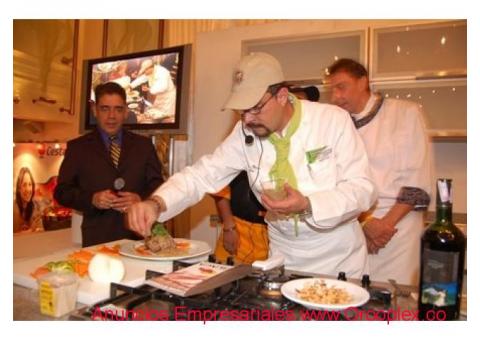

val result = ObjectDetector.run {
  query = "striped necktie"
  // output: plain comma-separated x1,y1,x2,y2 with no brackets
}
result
109,135,121,168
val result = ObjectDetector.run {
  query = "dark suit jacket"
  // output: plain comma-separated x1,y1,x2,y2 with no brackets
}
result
54,129,163,246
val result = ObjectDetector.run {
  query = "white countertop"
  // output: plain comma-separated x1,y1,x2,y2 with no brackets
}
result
13,239,179,305
14,228,75,260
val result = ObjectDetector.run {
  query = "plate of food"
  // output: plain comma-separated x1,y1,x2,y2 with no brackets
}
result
119,223,211,261
281,278,370,311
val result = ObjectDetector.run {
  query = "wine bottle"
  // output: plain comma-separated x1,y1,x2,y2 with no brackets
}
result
418,179,466,320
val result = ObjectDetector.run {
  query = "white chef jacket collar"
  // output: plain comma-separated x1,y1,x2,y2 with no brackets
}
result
352,93,376,121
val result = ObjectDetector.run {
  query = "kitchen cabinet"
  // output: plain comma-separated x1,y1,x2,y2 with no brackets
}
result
369,20,467,139
317,79,466,141
245,30,366,83
104,19,162,56
371,79,466,140
370,20,466,81
13,20,78,123
245,20,466,140
318,79,467,142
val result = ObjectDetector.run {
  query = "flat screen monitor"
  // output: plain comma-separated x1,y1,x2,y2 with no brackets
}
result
81,44,191,134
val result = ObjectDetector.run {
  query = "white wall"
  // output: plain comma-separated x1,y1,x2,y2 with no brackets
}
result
431,142,467,213
191,19,467,248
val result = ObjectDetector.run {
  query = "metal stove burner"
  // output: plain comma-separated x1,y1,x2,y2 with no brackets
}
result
258,274,290,299
251,265,285,279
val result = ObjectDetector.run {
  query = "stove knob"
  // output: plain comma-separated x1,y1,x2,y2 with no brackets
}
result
208,254,217,263
337,271,347,281
361,274,371,288
226,256,235,266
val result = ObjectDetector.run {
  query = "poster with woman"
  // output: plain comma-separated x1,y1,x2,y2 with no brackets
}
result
13,143,71,233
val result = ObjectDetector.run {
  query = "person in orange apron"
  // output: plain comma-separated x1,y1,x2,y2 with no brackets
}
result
213,171,269,264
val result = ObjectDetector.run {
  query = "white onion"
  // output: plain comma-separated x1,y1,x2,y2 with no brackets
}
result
88,253,125,284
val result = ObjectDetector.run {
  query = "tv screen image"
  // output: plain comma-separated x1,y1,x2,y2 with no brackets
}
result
82,44,191,133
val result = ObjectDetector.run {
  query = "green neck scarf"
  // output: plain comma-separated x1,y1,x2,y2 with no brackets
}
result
268,95,302,189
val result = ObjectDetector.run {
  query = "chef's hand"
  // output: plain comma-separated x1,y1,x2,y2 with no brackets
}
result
92,190,118,210
261,183,310,215
223,228,239,255
127,197,165,237
365,237,381,254
363,217,397,253
111,191,141,212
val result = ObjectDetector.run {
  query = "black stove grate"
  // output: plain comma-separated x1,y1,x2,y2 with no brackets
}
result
69,264,393,321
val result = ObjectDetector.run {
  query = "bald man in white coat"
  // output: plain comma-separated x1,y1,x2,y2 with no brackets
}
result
328,58,432,285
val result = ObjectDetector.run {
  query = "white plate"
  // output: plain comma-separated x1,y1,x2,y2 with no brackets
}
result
281,278,370,311
119,239,211,261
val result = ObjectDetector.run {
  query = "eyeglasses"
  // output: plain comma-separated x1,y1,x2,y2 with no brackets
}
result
239,92,277,117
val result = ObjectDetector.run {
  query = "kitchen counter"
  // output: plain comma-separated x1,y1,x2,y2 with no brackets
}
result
14,228,76,260
13,240,184,305
13,232,466,321
14,275,467,321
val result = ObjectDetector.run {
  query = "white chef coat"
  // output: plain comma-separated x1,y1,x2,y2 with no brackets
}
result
111,75,131,90
153,99,376,278
129,65,176,120
148,65,176,119
354,94,433,285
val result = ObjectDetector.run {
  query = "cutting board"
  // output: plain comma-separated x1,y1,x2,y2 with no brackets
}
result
13,239,208,305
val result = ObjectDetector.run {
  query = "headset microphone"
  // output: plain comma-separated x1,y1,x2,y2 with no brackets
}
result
242,124,254,146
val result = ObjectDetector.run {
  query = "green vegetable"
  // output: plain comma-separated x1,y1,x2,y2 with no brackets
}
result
46,260,75,273
151,222,168,237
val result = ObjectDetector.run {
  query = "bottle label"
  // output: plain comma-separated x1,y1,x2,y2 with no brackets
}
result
421,248,460,307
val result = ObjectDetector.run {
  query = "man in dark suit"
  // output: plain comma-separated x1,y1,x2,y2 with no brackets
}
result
54,82,163,246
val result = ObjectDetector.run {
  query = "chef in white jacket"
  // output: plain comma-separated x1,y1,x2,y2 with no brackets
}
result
130,59,176,120
327,58,432,285
128,52,376,278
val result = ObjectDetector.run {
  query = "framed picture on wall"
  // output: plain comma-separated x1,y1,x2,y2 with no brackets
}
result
81,44,191,134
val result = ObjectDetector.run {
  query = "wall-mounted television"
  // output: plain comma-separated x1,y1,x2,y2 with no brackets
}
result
81,44,191,134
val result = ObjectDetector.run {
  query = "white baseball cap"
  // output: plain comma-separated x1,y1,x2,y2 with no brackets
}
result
138,59,154,75
223,52,285,110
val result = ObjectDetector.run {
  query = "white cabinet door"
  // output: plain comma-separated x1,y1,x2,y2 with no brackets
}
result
372,80,466,140
370,20,466,81
244,30,366,82
369,20,467,140
317,80,467,140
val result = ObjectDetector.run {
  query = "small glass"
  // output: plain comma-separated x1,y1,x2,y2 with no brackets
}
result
261,178,287,201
